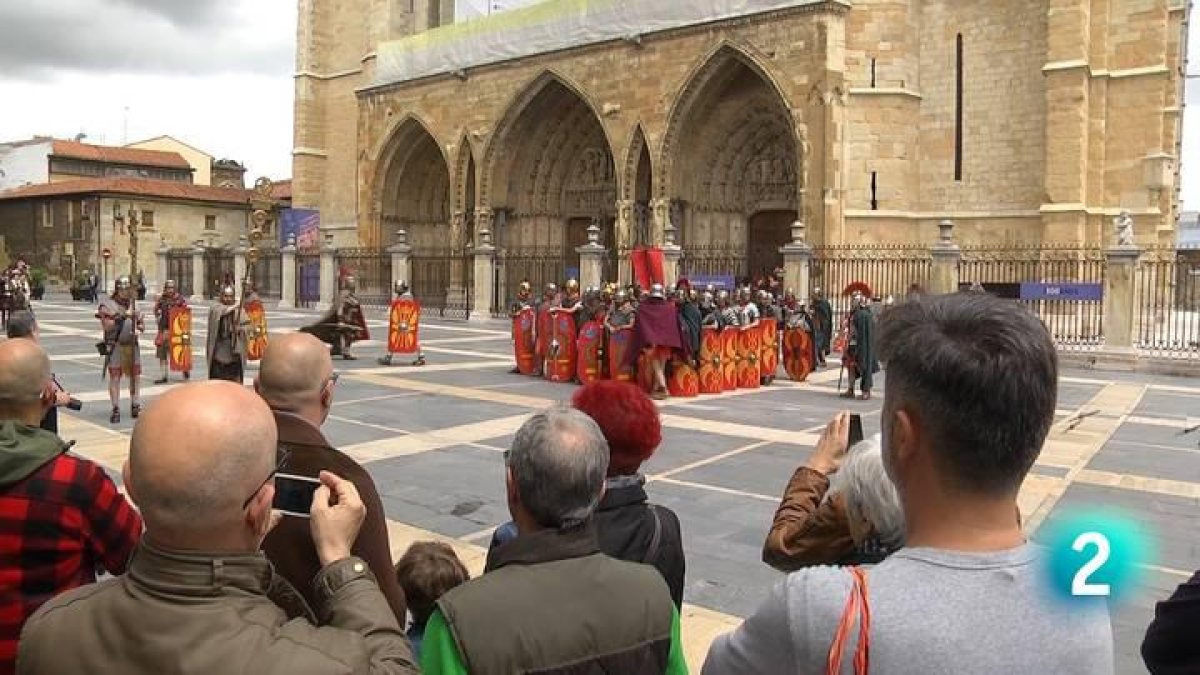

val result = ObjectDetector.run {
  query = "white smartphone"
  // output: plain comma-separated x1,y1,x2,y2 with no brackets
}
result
273,473,321,518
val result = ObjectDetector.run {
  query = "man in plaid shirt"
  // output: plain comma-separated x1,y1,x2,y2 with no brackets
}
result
0,338,142,675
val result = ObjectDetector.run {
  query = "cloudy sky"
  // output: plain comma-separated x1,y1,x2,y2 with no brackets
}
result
1,0,1199,211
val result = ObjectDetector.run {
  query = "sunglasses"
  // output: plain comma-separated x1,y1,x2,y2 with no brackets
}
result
241,448,292,511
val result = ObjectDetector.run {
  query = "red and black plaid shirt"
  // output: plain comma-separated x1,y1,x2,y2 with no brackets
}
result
0,453,142,674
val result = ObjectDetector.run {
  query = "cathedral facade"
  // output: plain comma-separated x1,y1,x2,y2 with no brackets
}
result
293,0,1187,293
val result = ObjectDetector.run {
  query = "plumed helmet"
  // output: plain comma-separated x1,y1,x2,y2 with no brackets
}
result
394,279,409,295
649,283,665,299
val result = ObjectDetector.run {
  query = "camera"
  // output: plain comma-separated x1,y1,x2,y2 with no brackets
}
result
65,398,83,411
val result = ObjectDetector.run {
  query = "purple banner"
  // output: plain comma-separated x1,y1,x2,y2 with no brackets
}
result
279,208,320,249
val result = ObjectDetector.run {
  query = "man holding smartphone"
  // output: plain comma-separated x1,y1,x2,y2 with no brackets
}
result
256,333,407,626
17,381,417,675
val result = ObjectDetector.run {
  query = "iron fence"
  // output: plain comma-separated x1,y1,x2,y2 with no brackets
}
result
960,245,1105,351
811,245,932,318
165,249,194,298
1135,250,1200,359
296,251,320,308
678,246,747,284
203,249,235,299
335,248,392,308
410,248,473,319
494,247,570,316
250,249,282,300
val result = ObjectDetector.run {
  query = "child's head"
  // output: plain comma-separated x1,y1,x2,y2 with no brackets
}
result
395,541,470,625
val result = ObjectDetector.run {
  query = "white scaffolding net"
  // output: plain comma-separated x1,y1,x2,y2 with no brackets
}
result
374,0,826,87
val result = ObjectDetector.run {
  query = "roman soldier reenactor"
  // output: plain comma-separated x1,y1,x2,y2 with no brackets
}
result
380,280,425,367
153,280,191,384
841,289,880,401
97,275,145,423
206,284,248,383
632,283,686,400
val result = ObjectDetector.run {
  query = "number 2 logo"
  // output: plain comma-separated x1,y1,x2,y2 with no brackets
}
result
1071,531,1111,597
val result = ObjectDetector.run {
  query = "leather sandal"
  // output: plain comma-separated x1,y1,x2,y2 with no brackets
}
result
110,407,120,424
131,404,141,419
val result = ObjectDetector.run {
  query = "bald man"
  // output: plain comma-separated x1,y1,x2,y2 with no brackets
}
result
17,382,417,675
0,339,141,675
257,333,407,626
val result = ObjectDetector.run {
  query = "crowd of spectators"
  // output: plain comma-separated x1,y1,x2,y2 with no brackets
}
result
17,289,1200,674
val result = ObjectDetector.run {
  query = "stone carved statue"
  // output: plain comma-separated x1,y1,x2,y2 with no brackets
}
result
1114,210,1135,247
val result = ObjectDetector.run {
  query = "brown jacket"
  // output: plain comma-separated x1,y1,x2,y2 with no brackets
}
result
762,466,857,571
263,410,406,624
17,541,417,674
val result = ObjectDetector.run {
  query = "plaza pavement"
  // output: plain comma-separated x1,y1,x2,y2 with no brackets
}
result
25,294,1200,673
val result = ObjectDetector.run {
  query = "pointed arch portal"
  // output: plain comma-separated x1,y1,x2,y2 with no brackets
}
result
665,47,799,278
486,73,617,294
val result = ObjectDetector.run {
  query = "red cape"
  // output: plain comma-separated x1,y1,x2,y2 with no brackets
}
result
632,298,686,358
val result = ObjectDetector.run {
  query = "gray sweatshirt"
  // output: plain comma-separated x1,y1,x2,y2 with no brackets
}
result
703,544,1112,675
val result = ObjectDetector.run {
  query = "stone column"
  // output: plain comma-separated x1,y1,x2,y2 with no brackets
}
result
1102,246,1142,352
389,228,412,290
614,199,633,285
659,203,682,288
154,243,169,296
279,236,297,309
319,235,336,310
780,220,813,299
471,225,496,321
929,220,961,295
190,245,206,303
576,221,607,290
233,237,248,295
650,197,671,246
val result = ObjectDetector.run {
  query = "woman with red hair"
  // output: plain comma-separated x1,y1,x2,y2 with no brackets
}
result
486,380,685,607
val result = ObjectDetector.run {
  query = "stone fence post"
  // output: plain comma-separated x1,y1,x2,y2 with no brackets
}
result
190,245,206,303
780,220,813,299
319,235,336,310
576,222,606,290
154,243,169,297
279,236,297,309
389,229,412,291
929,220,961,295
1102,246,1141,352
472,225,496,320
233,237,248,294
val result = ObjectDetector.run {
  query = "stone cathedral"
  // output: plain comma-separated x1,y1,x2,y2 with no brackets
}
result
292,0,1187,301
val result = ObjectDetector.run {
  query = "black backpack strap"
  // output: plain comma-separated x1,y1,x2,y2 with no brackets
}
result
642,505,664,564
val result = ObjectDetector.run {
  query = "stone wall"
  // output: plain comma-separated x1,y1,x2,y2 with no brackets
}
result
294,0,1187,250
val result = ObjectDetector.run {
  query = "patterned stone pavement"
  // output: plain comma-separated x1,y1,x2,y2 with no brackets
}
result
26,295,1200,673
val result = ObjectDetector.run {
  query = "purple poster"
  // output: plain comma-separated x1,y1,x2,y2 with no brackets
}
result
279,208,320,249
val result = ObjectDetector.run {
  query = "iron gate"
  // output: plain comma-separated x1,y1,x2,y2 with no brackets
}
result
410,248,473,319
203,249,235,299
251,249,282,300
334,248,392,308
296,251,320,308
1135,250,1200,359
165,249,194,297
494,247,570,316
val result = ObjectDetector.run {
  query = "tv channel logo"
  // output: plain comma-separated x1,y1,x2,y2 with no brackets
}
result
1039,506,1155,605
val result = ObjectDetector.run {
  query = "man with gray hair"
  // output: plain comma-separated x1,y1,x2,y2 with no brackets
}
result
420,405,688,675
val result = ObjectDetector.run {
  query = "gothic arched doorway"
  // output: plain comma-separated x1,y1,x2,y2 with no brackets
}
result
485,73,616,295
663,47,799,281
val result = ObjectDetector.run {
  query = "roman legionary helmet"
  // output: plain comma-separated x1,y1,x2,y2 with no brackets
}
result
163,279,177,292
394,279,409,295
649,283,665,299
342,275,357,292
220,285,237,304
518,280,532,296
114,275,133,295
544,283,558,297
565,278,580,295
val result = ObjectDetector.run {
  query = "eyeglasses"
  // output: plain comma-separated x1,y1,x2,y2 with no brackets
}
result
241,448,291,511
